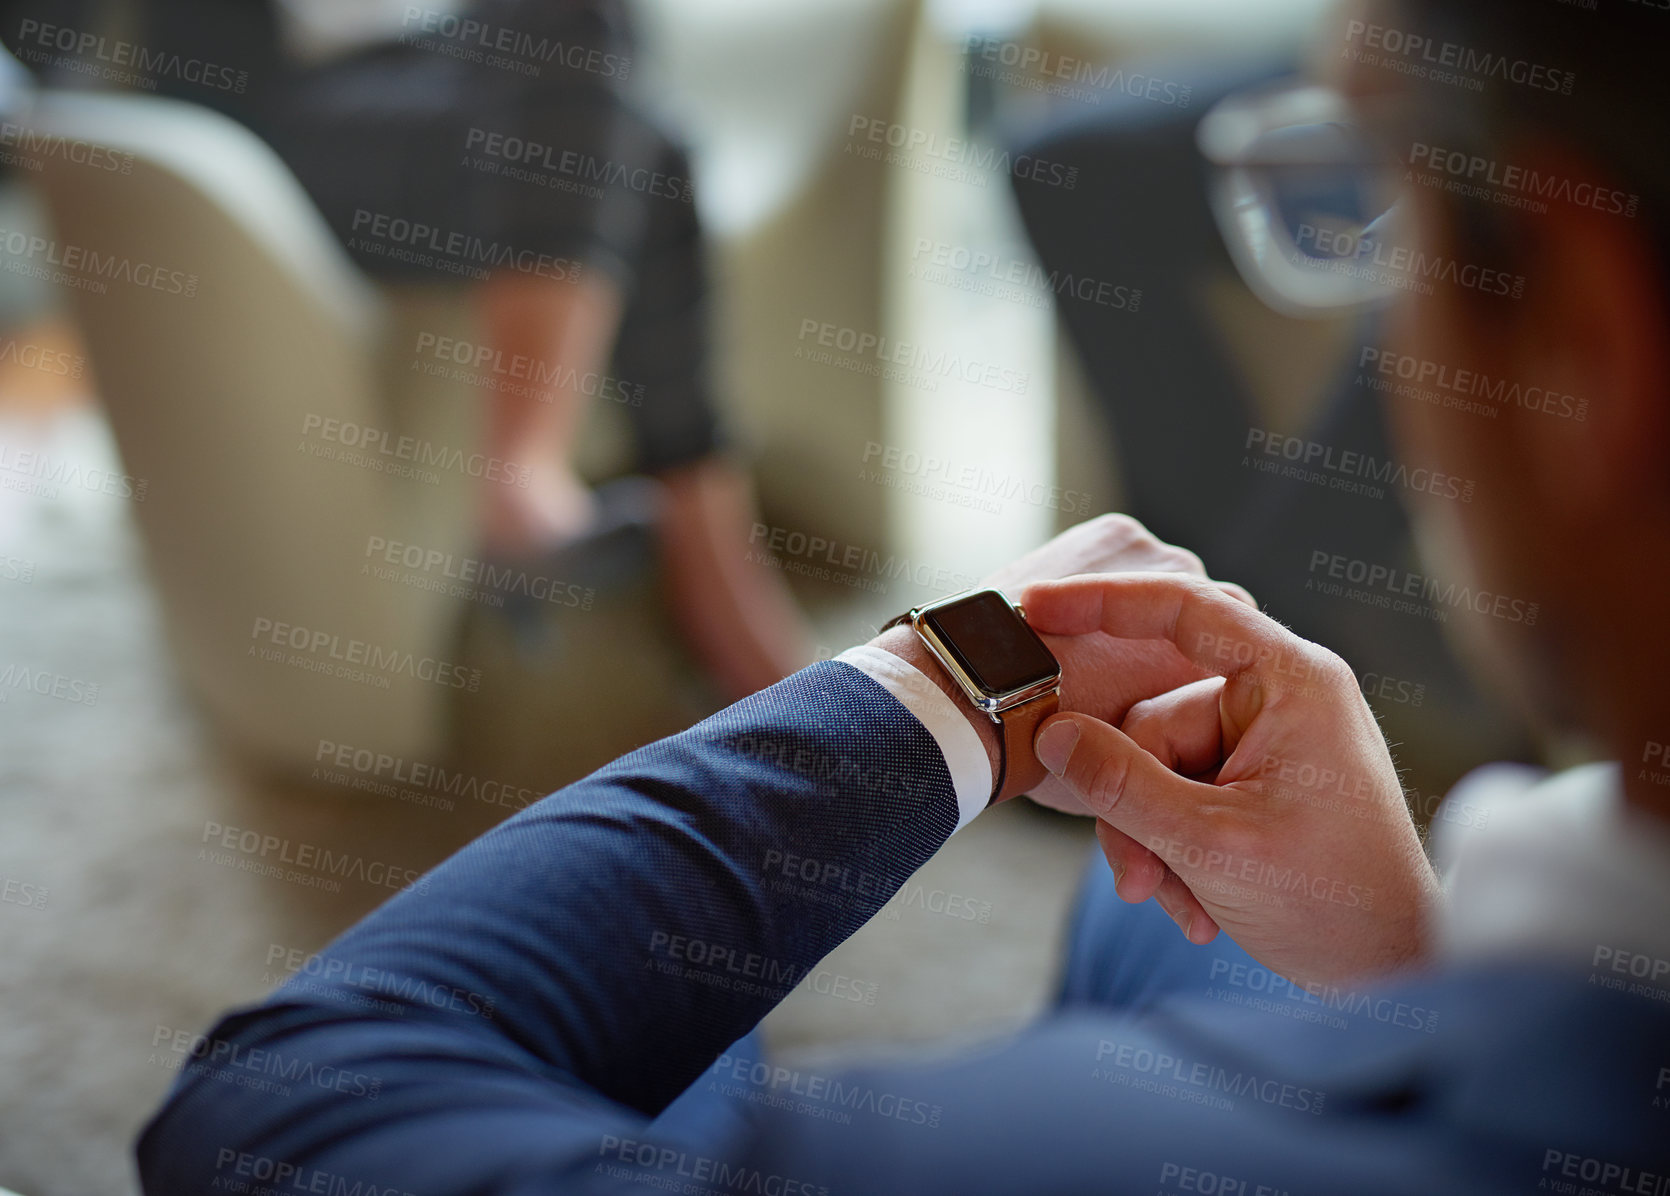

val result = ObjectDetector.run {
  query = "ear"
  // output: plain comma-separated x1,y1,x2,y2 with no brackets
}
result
1500,142,1670,525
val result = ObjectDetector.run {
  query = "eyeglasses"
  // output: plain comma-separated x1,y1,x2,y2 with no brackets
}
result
1198,79,1410,317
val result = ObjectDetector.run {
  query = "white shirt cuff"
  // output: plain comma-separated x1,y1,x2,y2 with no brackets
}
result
834,645,993,832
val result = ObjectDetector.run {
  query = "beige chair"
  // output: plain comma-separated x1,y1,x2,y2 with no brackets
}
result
25,90,736,791
21,0,934,783
635,0,926,554
28,88,485,774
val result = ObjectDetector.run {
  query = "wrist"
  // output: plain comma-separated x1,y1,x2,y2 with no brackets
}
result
873,627,1002,795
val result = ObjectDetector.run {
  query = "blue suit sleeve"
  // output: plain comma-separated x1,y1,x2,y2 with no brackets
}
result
135,661,961,1195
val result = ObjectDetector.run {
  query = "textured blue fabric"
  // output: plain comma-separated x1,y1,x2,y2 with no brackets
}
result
137,663,1670,1195
1055,844,1266,1015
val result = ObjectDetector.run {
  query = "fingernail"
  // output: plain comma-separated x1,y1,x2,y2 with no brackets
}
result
1035,720,1079,775
1174,911,1194,940
1110,862,1126,894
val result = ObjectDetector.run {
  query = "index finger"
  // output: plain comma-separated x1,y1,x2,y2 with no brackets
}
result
1021,572,1324,685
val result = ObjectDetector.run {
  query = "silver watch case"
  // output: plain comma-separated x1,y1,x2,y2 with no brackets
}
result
902,589,1063,722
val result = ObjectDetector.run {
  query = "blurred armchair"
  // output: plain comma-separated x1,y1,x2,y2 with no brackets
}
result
18,0,927,784
27,88,481,771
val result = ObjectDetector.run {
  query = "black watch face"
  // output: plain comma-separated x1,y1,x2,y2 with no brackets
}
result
923,591,1059,696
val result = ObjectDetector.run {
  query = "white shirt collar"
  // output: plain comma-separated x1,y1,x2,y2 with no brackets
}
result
1434,761,1670,984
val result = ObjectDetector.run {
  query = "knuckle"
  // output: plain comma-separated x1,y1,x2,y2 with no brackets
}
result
1159,874,1195,912
1105,833,1143,869
1080,744,1133,814
1163,547,1206,576
1304,645,1358,694
1120,696,1155,729
1120,703,1163,753
1207,814,1262,866
1178,573,1222,600
1173,575,1226,625
1095,512,1142,537
1092,513,1147,550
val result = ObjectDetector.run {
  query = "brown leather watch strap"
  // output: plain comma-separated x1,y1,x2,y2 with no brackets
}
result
991,689,1061,805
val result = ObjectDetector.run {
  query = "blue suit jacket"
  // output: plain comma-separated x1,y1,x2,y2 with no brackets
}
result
138,664,1670,1194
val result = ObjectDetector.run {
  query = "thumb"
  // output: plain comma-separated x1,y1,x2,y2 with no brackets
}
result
1034,712,1205,840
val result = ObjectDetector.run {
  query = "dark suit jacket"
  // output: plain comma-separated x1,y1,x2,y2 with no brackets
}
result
136,662,1670,1193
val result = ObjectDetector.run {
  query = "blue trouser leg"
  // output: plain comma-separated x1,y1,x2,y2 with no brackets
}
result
664,846,1267,1141
1055,847,1261,1015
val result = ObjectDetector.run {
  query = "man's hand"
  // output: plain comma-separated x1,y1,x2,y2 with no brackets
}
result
1023,573,1440,990
984,516,1254,813
872,515,1252,806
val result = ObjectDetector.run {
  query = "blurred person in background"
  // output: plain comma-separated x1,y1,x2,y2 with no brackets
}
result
0,0,812,701
135,1,1670,1191
1006,51,1536,799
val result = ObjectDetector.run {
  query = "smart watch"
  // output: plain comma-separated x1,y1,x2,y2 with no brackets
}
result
882,589,1063,803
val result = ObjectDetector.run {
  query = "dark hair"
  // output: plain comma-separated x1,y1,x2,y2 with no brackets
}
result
1377,0,1669,278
